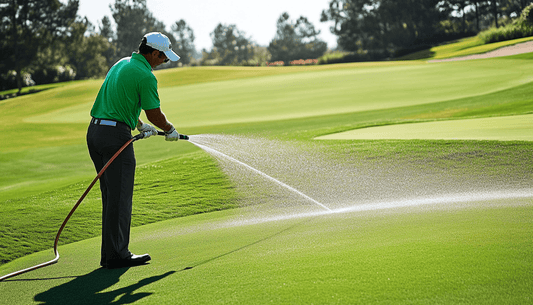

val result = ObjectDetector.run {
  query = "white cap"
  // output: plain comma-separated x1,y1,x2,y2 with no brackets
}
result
144,32,180,62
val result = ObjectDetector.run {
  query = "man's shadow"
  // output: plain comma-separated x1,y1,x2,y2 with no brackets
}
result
33,267,174,305
32,217,311,304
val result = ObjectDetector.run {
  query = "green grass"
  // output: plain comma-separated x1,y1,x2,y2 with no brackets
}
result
0,82,70,98
399,36,533,60
21,59,533,128
0,42,532,303
0,151,236,264
318,114,533,141
1,203,531,304
2,138,530,267
2,58,532,201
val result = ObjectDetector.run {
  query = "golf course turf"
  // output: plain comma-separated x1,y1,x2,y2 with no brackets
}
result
316,114,533,141
0,38,532,304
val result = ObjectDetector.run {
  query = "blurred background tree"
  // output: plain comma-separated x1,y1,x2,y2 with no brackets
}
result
0,0,78,93
110,0,170,59
202,24,254,65
171,19,196,65
268,12,327,64
1,0,532,93
321,0,442,58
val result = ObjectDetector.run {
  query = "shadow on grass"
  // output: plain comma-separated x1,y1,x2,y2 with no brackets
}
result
397,49,436,60
23,218,309,304
0,88,48,100
33,267,175,304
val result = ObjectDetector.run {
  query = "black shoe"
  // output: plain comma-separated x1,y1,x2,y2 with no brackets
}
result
106,253,151,269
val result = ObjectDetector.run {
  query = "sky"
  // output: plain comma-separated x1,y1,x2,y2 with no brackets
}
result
73,0,338,51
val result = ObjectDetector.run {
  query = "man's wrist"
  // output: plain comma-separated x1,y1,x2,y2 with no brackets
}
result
164,122,173,131
165,125,175,134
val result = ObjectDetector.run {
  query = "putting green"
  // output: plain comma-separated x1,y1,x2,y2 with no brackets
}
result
316,114,533,141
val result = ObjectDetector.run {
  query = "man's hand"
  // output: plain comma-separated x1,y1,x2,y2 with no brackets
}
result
138,122,157,133
165,125,180,141
137,122,158,139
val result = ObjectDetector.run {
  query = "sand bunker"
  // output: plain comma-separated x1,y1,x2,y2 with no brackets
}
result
429,40,533,62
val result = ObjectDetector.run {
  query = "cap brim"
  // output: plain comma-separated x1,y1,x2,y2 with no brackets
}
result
164,50,180,62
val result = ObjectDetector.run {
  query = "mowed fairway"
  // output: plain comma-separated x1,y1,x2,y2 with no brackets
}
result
1,201,532,304
23,59,533,127
2,58,533,200
1,43,532,304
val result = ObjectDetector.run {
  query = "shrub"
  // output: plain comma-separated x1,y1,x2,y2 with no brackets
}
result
478,4,533,43
317,52,348,64
478,24,533,43
289,59,318,66
266,61,284,67
317,50,388,65
31,65,76,85
0,71,35,91
520,4,533,26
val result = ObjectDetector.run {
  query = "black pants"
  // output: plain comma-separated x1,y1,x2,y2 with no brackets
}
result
87,121,135,265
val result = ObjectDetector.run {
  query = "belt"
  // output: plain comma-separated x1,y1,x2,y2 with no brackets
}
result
91,117,130,130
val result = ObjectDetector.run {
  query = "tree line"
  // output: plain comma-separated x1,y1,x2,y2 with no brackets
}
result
1,0,532,93
321,0,532,59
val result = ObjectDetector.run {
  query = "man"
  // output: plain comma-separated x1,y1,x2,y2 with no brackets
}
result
87,32,181,269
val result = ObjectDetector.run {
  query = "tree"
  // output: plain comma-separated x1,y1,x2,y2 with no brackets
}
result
441,1,527,32
438,1,494,33
65,18,112,79
207,23,254,65
171,19,196,65
98,16,117,68
27,17,112,84
321,0,442,56
447,0,469,32
491,0,500,27
110,0,169,58
321,0,384,53
99,15,114,41
0,0,78,93
377,0,442,49
472,0,482,31
268,12,327,63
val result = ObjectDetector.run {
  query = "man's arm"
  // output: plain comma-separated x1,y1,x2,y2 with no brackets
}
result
140,108,173,132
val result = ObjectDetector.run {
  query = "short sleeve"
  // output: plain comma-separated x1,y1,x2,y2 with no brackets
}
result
139,76,161,110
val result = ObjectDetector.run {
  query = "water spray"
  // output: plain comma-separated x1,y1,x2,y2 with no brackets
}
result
189,138,332,212
4,132,530,281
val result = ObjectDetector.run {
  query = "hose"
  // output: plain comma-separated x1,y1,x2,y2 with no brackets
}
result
0,131,187,281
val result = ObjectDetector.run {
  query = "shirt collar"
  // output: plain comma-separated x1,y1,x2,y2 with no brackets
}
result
131,52,152,71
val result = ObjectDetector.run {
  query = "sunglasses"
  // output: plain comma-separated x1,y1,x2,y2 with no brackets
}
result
158,51,169,63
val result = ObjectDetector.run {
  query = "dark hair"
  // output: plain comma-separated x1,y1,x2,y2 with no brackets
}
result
138,37,157,55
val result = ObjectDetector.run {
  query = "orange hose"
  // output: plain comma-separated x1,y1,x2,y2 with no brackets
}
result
0,137,137,281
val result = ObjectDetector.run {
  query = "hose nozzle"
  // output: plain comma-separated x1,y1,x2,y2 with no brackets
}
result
156,131,189,140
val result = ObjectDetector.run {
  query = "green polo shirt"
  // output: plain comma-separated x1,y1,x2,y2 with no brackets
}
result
91,52,161,129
